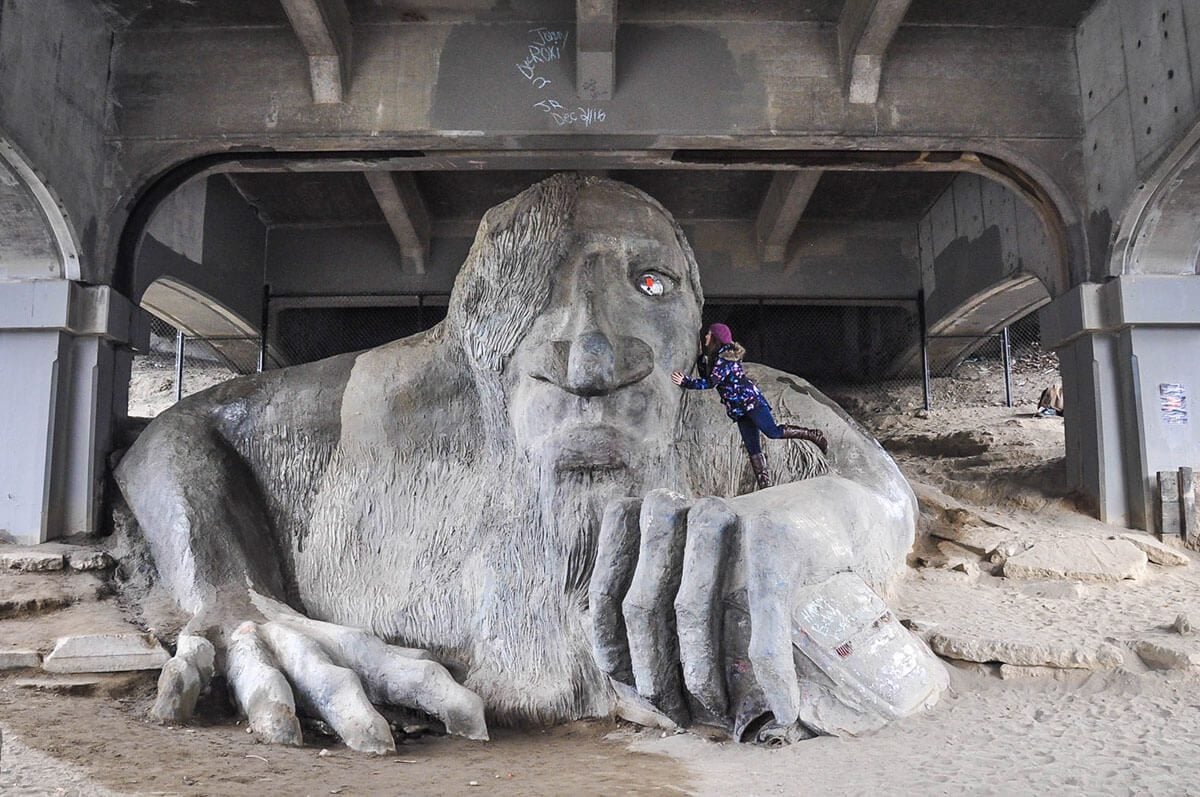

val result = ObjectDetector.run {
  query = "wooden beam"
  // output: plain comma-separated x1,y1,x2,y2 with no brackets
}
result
364,172,429,275
279,0,352,104
755,171,823,264
576,0,616,101
838,0,912,104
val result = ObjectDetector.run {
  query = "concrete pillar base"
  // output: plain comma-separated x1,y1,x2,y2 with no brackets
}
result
0,281,136,544
1042,275,1200,532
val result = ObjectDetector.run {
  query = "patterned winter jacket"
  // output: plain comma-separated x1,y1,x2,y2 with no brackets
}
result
681,343,770,420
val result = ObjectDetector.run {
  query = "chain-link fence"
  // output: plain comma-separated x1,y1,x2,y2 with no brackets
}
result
128,316,258,418
129,293,1059,423
703,298,1058,421
925,314,1059,413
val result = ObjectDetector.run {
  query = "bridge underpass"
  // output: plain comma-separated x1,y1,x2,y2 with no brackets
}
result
1,0,1198,545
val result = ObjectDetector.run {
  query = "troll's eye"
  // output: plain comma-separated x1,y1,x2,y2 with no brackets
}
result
636,272,670,297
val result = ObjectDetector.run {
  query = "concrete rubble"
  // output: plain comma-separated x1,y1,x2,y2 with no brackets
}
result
1116,533,1191,567
0,547,66,572
0,543,115,573
931,525,1012,557
997,664,1092,682
0,649,41,669
42,633,170,674
928,632,1124,670
1134,640,1200,671
1002,538,1148,582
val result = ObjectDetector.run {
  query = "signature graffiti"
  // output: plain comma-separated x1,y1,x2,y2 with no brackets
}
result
514,26,610,129
517,28,567,88
533,99,607,127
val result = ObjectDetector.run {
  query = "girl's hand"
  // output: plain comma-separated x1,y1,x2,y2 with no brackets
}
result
671,371,686,386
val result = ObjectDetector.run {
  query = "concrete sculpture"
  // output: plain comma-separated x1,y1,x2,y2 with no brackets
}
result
116,174,945,753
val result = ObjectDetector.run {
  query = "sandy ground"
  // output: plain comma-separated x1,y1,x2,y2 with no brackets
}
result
127,353,237,419
4,368,1200,795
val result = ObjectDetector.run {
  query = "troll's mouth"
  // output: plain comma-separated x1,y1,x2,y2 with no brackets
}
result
545,423,632,472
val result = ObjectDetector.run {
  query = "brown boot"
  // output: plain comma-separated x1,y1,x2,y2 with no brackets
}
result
749,452,771,489
781,425,828,455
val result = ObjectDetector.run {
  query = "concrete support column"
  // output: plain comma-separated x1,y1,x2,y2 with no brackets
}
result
0,281,136,544
1042,275,1200,532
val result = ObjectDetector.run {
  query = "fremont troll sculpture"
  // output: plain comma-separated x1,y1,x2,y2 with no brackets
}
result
116,174,946,753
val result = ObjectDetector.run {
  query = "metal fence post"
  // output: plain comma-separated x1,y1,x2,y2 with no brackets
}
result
1001,325,1013,408
174,329,185,403
918,290,931,411
258,282,271,372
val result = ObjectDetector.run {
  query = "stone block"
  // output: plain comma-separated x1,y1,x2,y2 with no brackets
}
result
0,547,65,572
14,676,106,696
1002,538,1147,582
1117,533,1191,566
998,664,1092,683
1158,470,1181,536
1135,640,1200,670
13,672,153,697
930,524,1010,557
928,632,1124,670
1181,467,1197,545
42,633,169,673
0,649,41,669
66,550,115,571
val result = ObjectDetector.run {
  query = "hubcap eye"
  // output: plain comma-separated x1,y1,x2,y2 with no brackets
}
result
638,273,665,296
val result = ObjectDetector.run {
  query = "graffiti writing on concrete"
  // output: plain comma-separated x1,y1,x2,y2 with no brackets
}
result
517,28,567,89
515,27,610,129
1160,383,1189,425
533,99,607,127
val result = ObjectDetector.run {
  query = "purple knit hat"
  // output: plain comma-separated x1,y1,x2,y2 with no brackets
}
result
708,323,733,345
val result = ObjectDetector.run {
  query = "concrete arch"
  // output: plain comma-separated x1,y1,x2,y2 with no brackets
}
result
0,136,81,281
110,145,1079,301
141,277,262,374
1110,120,1200,276
888,274,1051,378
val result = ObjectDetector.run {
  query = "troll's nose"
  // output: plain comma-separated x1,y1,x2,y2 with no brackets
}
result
566,331,618,396
537,331,654,397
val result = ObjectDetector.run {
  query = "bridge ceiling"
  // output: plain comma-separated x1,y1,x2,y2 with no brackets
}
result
224,168,957,231
96,0,1099,28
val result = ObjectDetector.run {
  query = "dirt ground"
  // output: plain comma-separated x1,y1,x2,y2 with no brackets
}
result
4,367,1200,795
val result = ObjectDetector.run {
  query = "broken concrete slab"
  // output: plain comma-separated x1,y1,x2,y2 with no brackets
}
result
928,632,1124,670
0,571,108,619
0,649,41,669
1116,533,1191,567
912,482,1011,533
13,672,153,697
998,664,1093,683
13,675,108,696
0,543,115,573
931,524,1011,557
42,633,170,673
1135,640,1200,670
935,540,981,571
1003,538,1147,582
0,547,65,572
66,550,115,571
0,588,73,619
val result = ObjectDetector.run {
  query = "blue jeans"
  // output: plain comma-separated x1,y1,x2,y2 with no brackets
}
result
736,404,784,456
